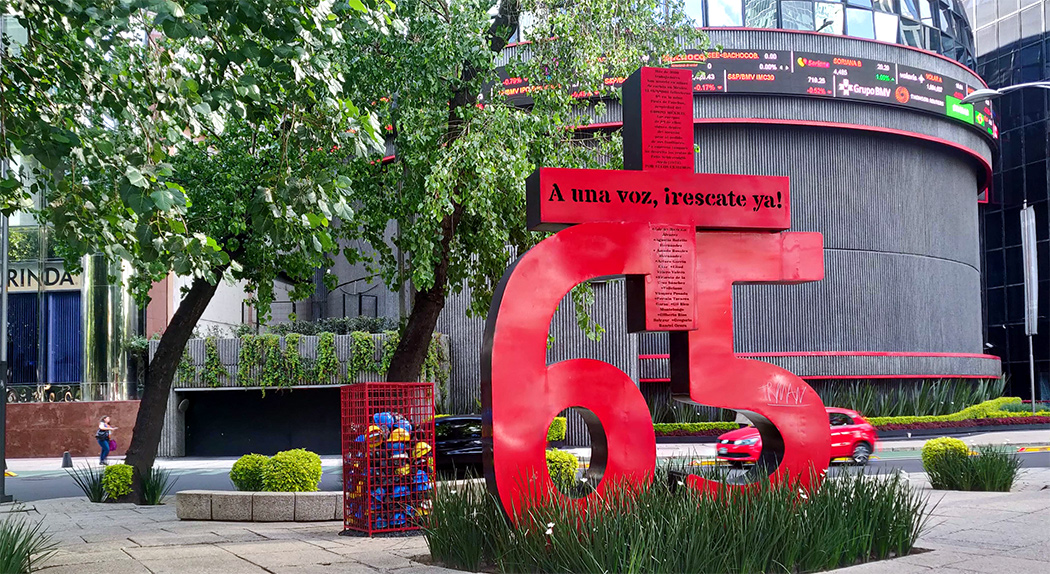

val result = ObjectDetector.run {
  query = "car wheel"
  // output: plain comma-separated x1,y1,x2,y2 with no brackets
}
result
851,442,872,466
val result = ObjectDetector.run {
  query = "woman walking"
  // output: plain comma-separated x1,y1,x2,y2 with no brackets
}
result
96,416,118,465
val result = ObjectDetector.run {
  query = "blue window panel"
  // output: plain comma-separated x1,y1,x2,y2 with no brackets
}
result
8,293,38,384
707,0,743,25
683,0,705,25
815,2,845,33
846,8,876,38
46,292,82,383
874,11,900,42
900,0,920,19
782,0,816,29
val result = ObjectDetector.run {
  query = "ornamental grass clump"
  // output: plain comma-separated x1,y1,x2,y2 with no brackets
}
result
923,442,1022,492
0,511,57,574
425,467,928,573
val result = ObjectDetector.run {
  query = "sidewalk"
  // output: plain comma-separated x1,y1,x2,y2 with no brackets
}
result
15,472,1050,574
17,497,453,574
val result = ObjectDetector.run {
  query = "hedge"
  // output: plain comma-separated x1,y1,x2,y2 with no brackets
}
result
651,398,1049,437
867,397,1035,426
653,422,739,436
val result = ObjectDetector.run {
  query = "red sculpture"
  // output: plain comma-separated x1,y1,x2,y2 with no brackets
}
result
481,67,830,519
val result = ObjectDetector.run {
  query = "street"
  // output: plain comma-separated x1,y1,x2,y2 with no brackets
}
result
6,450,1049,503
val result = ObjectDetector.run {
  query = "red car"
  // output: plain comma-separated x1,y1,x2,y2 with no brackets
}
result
715,407,878,466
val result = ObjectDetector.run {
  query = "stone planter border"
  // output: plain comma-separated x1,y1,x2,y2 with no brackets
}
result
176,490,341,522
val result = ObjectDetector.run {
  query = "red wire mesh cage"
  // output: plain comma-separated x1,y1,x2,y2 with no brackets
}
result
341,382,436,535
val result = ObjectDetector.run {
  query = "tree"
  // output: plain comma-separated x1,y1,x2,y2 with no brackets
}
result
1,0,390,502
340,0,705,382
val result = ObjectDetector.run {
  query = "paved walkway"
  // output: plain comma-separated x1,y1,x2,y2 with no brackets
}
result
13,468,1050,574
17,497,451,574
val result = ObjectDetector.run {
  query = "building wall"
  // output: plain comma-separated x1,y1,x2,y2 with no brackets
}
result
6,400,139,458
973,0,1050,400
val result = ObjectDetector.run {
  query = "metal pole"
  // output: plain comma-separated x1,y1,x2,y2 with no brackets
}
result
0,213,9,502
0,14,11,502
1031,335,1038,414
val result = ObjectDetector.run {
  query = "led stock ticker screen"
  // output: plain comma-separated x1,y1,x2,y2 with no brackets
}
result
497,49,998,142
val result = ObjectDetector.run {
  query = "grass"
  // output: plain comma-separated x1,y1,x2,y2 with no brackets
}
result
810,377,1005,418
66,464,107,503
142,467,178,505
925,445,1023,492
425,467,928,573
0,510,57,573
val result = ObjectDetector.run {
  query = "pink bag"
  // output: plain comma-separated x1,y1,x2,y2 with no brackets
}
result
109,439,117,451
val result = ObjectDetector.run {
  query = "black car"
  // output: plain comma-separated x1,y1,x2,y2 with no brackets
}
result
435,415,483,476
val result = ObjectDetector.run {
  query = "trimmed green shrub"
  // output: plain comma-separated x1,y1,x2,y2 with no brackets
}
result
101,464,134,500
263,449,323,492
926,445,1022,491
545,448,579,491
230,454,270,491
653,421,740,434
999,401,1050,413
869,397,1031,427
921,437,968,471
546,417,567,442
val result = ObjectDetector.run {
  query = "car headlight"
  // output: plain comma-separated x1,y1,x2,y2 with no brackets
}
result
734,438,759,446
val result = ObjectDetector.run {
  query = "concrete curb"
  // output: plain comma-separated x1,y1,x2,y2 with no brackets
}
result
176,490,341,521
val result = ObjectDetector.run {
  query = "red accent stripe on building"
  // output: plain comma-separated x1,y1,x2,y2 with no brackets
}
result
640,374,998,383
639,351,1001,360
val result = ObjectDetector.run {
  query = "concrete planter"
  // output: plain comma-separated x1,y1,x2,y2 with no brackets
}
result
176,490,341,522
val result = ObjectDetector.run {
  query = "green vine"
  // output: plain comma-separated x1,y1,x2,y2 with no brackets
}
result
237,334,259,386
176,351,196,386
283,333,306,387
380,330,400,375
348,331,376,382
201,337,225,388
316,332,339,384
259,334,283,395
425,333,450,413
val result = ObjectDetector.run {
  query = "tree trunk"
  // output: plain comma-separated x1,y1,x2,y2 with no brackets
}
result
386,204,463,383
124,277,220,504
384,10,515,383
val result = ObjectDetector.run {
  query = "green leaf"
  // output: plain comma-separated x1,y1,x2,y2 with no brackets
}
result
125,165,148,188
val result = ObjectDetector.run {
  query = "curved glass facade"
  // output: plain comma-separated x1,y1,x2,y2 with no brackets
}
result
678,0,977,68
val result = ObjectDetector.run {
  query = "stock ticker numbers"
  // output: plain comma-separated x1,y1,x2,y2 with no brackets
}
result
495,47,998,142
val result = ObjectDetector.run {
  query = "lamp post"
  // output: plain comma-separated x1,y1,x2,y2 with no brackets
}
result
964,81,1050,414
960,81,1050,105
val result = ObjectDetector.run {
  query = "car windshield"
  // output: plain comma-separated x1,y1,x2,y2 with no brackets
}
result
437,420,481,440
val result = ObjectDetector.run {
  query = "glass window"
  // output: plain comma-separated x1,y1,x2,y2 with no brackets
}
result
926,25,942,50
829,412,854,426
999,0,1018,18
901,18,924,46
682,0,705,24
9,227,41,262
975,0,995,24
707,0,743,26
900,0,920,19
1020,5,1041,42
998,14,1020,46
745,0,777,27
846,8,876,37
919,0,934,23
871,0,894,12
782,1,816,29
847,0,873,7
874,11,900,41
815,2,845,33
